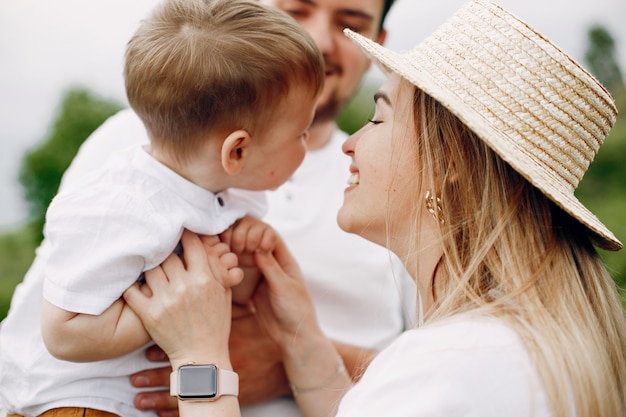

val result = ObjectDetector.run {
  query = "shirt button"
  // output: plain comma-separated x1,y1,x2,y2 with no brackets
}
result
217,196,224,207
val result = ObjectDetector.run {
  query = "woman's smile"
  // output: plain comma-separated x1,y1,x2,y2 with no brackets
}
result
346,169,360,189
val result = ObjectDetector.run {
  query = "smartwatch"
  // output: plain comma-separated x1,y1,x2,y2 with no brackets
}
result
170,363,239,401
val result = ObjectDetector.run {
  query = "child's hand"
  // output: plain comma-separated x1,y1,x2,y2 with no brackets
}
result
198,233,244,289
221,215,278,267
220,216,278,305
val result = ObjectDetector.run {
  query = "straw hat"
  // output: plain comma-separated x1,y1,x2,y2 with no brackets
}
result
345,0,622,251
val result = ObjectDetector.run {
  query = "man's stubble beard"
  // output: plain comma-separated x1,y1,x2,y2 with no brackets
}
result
313,96,342,125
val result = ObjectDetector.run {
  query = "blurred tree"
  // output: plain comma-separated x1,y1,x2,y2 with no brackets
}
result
585,25,624,94
580,26,626,288
18,87,123,243
576,87,626,289
337,76,383,134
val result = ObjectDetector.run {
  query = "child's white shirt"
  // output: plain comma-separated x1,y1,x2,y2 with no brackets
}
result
0,144,266,417
43,145,265,314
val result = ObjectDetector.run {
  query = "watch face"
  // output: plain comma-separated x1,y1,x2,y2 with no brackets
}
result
178,364,218,400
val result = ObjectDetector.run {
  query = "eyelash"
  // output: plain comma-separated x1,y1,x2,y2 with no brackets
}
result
368,119,382,125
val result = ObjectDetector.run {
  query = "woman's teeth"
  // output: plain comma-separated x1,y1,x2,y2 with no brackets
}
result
347,173,359,186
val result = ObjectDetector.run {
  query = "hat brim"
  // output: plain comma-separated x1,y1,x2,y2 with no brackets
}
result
344,28,622,251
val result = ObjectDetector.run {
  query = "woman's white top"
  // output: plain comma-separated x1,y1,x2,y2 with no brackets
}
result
337,315,552,417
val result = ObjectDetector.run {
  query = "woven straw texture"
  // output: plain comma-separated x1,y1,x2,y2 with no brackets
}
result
345,0,621,251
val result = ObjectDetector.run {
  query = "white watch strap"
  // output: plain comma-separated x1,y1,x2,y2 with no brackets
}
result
170,365,239,398
217,367,239,397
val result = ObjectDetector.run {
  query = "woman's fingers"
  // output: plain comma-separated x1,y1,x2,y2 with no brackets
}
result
139,264,170,296
200,233,221,248
178,230,208,274
123,281,145,309
255,237,301,285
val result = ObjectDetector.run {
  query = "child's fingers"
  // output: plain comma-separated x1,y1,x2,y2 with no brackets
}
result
220,251,239,270
231,219,274,253
230,215,273,254
202,240,242,287
225,266,245,288
259,227,278,252
205,241,235,261
244,223,266,253
229,221,250,254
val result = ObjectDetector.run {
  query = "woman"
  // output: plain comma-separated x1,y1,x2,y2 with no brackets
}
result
123,1,626,416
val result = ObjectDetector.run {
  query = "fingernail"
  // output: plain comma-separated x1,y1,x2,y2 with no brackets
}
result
138,397,156,409
133,375,151,386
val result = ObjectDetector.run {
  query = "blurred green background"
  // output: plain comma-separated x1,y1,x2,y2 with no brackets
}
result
1,25,625,320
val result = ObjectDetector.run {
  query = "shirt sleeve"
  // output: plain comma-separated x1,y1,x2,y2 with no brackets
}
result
42,184,179,315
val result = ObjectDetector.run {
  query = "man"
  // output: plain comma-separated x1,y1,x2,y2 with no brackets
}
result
59,1,413,416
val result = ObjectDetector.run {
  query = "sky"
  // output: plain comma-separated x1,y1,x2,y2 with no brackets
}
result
1,0,625,230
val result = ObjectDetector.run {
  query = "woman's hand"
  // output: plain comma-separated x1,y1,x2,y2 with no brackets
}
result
250,235,324,353
251,235,351,417
219,215,279,306
124,229,243,367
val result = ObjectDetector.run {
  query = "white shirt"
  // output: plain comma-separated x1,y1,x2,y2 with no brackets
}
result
1,109,415,417
0,142,266,416
45,145,266,314
337,316,552,417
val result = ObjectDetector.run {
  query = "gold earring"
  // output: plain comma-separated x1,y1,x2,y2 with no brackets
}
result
425,190,444,224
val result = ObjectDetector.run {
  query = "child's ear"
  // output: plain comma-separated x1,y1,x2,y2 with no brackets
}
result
221,129,251,175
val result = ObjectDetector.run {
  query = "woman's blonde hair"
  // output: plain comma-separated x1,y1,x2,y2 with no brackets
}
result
124,0,323,161
406,84,626,417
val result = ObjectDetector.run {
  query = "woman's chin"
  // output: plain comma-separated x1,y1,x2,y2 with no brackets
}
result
336,207,366,237
336,208,353,234
337,210,383,246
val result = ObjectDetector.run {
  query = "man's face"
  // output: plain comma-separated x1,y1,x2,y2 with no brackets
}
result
262,0,387,123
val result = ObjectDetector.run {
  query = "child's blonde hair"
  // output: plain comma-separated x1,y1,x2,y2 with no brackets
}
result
125,0,323,161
